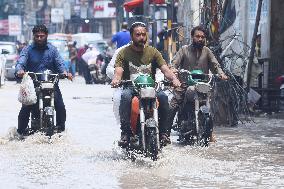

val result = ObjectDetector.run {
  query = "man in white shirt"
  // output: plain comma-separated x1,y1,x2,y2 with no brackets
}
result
81,45,100,84
106,44,129,124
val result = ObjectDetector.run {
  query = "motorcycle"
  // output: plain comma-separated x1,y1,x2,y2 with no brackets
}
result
89,62,105,84
89,54,111,84
25,70,66,137
174,69,215,146
119,74,167,161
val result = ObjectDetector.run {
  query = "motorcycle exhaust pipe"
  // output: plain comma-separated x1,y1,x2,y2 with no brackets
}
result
140,108,146,150
195,95,199,135
153,108,160,150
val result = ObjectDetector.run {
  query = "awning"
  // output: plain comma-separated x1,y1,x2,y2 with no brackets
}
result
124,0,165,12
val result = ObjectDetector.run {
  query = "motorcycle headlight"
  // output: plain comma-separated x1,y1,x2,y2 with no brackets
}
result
140,87,156,98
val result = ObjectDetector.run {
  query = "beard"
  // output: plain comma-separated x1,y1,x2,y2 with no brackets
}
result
192,41,205,49
133,40,146,48
35,39,47,49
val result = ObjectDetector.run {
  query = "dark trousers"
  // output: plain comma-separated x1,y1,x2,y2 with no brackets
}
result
77,58,84,76
81,59,93,84
119,89,169,135
167,85,196,135
17,85,66,134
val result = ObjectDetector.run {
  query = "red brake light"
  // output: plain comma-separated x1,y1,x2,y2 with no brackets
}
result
275,76,284,84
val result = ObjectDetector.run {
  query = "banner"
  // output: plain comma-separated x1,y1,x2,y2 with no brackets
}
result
51,8,64,23
8,15,22,36
0,19,9,35
63,2,71,20
94,1,115,18
220,0,236,34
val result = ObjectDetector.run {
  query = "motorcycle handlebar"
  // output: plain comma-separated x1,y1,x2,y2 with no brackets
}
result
160,80,172,87
110,80,133,88
113,80,173,90
23,72,68,83
179,69,221,79
179,69,217,77
118,80,133,87
58,73,68,79
24,72,67,78
178,69,220,84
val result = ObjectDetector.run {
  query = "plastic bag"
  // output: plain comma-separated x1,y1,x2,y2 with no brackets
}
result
18,73,37,105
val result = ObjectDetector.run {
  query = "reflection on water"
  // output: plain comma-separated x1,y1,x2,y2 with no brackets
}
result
0,118,283,188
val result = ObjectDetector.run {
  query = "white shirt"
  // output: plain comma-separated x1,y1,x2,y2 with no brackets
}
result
106,44,130,79
82,48,100,65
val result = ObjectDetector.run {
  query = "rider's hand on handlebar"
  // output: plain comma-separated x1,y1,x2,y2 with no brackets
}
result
16,70,25,78
67,73,73,81
111,77,121,88
219,73,229,80
170,67,178,74
63,71,73,81
172,77,181,88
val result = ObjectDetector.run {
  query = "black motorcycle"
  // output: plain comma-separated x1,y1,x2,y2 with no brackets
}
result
26,70,66,137
173,69,216,146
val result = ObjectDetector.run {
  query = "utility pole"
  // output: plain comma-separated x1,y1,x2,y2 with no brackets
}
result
246,0,263,91
115,0,125,32
167,0,175,63
143,0,149,19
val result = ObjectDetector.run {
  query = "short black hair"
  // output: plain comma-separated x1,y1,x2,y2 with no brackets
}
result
191,25,207,37
121,22,128,30
129,22,146,36
32,24,48,35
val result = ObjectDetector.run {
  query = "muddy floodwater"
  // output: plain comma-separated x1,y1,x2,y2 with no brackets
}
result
0,79,283,188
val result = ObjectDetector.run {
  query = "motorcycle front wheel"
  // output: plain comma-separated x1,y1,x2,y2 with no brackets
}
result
145,118,159,161
45,115,55,137
197,112,213,146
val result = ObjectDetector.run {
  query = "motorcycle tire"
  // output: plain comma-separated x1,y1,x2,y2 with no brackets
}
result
178,111,195,145
197,113,213,147
179,120,195,145
45,115,54,137
145,119,159,161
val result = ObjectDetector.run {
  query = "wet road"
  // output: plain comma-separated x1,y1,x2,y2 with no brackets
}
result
0,77,283,189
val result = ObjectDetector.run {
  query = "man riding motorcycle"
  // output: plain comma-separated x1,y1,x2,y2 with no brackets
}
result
111,22,181,146
167,25,228,139
15,24,72,137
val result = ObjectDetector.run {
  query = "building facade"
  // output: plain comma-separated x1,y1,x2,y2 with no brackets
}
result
0,0,116,42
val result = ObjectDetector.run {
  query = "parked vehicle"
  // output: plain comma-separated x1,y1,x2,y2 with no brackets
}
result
88,46,112,84
47,38,69,62
119,74,168,161
88,40,109,54
0,49,10,87
25,70,67,137
71,33,103,48
173,69,215,146
0,41,18,80
89,61,108,84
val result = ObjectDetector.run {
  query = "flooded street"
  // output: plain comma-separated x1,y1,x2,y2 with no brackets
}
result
0,78,283,188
